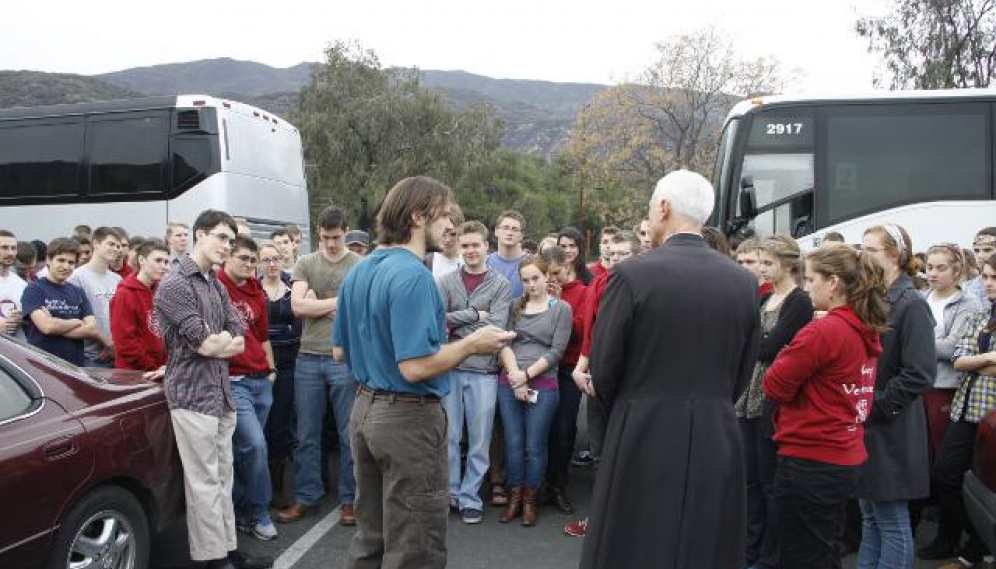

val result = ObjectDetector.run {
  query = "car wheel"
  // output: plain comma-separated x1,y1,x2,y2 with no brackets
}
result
47,485,150,569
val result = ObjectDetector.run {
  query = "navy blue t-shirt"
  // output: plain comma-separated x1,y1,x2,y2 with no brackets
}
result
333,247,449,397
21,277,94,366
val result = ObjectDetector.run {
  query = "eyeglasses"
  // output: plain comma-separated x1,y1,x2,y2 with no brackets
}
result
260,257,282,265
234,254,258,264
497,225,522,233
207,231,235,247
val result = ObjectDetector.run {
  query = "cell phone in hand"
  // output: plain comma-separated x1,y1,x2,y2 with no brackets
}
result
526,389,539,404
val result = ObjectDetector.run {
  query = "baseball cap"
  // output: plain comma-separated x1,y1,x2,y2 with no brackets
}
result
345,230,370,246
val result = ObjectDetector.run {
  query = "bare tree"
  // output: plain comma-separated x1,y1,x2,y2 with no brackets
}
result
564,26,792,227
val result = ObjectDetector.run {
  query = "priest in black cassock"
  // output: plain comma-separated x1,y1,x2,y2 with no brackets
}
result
580,170,761,569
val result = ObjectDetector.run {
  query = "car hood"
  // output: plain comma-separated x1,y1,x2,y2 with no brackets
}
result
84,368,161,389
0,336,166,413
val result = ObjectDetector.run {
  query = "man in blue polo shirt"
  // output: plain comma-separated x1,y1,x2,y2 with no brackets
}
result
333,176,513,569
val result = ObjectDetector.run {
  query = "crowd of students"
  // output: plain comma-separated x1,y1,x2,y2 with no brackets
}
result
726,225,996,569
3,199,996,569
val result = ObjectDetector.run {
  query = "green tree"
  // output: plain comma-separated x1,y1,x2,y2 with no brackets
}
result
856,0,996,88
292,41,503,230
453,148,574,239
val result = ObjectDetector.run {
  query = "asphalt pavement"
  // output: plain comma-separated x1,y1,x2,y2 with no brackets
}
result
150,450,590,569
147,397,970,569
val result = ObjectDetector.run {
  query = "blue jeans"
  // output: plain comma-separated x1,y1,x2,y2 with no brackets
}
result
293,354,357,505
856,499,914,569
496,384,559,489
231,376,273,522
443,370,497,511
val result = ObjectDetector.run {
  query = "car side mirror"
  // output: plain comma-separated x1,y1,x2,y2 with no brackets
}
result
739,176,757,220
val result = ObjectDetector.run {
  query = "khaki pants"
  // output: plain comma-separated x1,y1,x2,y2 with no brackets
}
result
347,391,449,569
171,409,237,561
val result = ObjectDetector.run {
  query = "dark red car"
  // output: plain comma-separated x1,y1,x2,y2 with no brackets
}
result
0,335,183,569
965,408,996,553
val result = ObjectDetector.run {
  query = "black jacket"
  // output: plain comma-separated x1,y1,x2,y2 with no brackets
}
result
857,273,935,501
582,234,760,569
758,288,815,364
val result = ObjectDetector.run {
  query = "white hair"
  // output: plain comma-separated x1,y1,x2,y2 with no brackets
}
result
650,170,715,226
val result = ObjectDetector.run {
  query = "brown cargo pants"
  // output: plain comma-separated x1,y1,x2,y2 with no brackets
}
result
346,390,449,569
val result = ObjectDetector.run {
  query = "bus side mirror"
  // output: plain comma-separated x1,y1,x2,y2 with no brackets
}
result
739,176,757,220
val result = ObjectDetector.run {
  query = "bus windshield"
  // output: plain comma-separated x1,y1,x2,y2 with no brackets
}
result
716,92,996,248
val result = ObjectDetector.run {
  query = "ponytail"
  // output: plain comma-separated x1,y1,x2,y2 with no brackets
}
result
806,244,889,333
511,295,529,323
852,251,890,333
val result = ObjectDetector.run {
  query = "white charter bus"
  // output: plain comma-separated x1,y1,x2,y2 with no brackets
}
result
712,89,996,250
0,95,310,247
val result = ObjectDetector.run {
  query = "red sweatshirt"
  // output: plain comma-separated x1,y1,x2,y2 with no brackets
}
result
218,270,270,377
580,270,611,357
763,305,882,466
112,263,134,279
758,281,773,298
559,279,588,367
110,276,166,371
588,261,609,280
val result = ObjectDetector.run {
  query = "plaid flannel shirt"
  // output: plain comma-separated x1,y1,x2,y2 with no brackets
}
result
951,305,996,423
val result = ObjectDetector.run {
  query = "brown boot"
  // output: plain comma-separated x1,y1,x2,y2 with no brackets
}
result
522,487,538,527
499,486,522,523
276,502,317,523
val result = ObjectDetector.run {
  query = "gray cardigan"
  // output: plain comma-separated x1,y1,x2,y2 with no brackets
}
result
437,267,511,373
923,288,985,389
505,300,573,376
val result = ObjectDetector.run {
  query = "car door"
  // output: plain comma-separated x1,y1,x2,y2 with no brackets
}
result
0,362,91,569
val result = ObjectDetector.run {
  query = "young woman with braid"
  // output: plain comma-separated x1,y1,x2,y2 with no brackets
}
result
496,254,572,527
736,236,814,569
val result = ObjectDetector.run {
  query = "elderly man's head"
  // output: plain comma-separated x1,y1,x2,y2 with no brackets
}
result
648,170,715,246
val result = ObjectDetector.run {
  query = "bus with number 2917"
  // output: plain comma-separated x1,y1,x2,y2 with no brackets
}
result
0,95,310,248
712,88,996,250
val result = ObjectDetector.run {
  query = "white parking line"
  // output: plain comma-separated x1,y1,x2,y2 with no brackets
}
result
273,506,342,569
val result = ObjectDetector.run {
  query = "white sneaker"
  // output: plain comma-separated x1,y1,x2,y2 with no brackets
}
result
252,520,278,540
237,516,277,540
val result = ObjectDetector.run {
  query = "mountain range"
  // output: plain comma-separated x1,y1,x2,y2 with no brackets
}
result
0,58,609,156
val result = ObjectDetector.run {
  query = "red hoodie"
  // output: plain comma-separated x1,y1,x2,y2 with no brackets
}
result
580,270,611,357
112,263,134,279
110,276,166,371
763,305,882,466
588,261,609,280
218,270,270,377
559,279,588,367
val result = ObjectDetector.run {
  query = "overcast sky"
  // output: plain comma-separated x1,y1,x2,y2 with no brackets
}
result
4,0,887,93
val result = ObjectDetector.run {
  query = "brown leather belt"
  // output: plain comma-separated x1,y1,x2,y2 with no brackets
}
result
357,383,441,403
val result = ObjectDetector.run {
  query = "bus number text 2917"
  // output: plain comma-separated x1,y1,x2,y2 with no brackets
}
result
765,123,805,135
